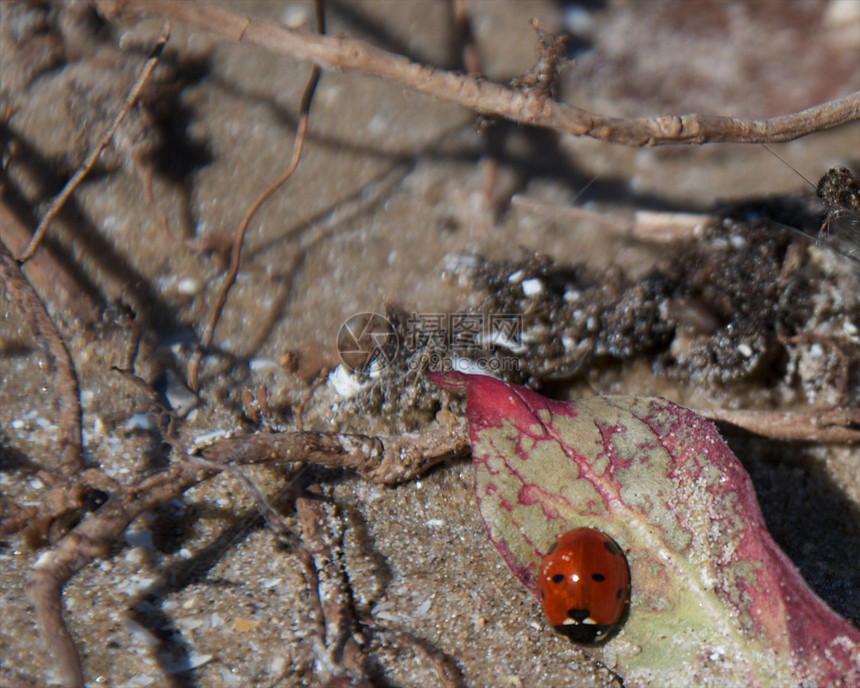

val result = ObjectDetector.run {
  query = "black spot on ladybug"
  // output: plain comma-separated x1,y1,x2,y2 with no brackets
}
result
603,540,621,555
552,573,565,583
591,573,605,582
567,608,590,623
616,588,623,599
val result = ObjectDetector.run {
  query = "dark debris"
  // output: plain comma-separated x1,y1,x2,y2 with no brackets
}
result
333,196,858,420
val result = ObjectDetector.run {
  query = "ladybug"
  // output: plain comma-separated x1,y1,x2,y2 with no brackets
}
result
537,527,630,643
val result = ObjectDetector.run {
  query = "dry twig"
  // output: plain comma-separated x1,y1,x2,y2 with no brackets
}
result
511,194,718,243
0,239,82,477
96,0,859,145
27,460,219,688
188,450,370,683
17,23,170,263
199,424,469,485
9,416,465,687
295,482,369,684
295,369,333,431
698,406,860,444
186,2,323,391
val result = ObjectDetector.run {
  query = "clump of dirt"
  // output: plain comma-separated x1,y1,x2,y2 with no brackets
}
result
337,178,858,423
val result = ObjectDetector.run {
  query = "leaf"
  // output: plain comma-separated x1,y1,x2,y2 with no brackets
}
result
430,371,860,688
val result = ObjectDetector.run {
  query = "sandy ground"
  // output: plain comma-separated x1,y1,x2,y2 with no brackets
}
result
1,1,859,687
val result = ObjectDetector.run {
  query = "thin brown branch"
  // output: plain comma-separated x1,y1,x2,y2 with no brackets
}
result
450,0,500,228
97,0,860,145
295,482,368,683
25,414,463,687
22,470,120,549
194,436,370,680
0,239,82,477
186,5,323,391
511,194,718,243
26,460,219,688
18,23,170,263
187,455,302,548
698,406,860,443
199,424,469,485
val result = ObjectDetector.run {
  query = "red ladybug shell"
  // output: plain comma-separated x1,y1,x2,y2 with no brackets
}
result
538,527,630,643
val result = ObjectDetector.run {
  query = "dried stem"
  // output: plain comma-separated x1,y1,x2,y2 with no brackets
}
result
18,23,170,263
19,415,464,686
295,482,368,683
187,455,302,548
199,424,469,485
97,0,859,145
27,460,218,688
698,406,860,443
292,505,328,668
193,432,372,682
0,239,82,477
186,6,323,391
